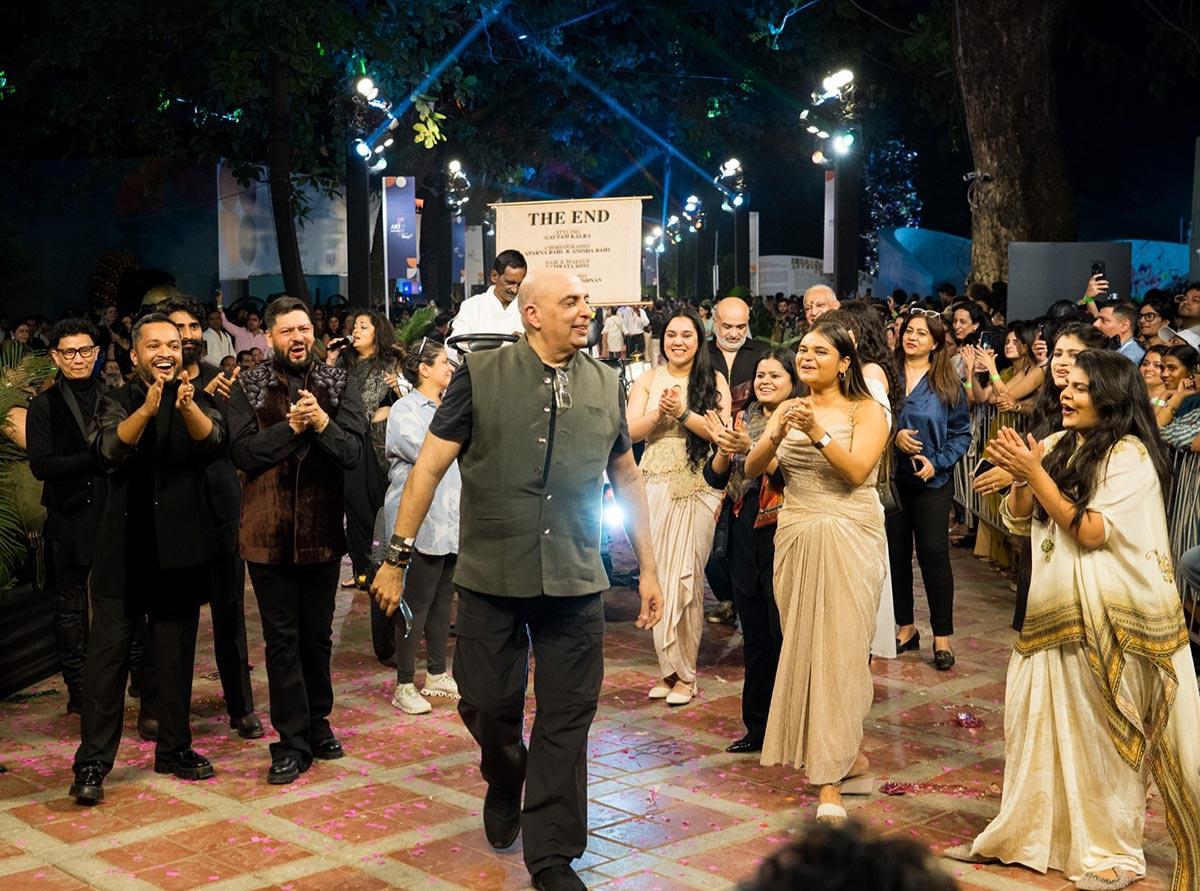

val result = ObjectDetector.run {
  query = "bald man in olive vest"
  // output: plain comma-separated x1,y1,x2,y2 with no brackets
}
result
373,269,663,891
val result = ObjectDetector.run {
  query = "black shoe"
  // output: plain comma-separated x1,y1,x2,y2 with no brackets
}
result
934,649,956,671
726,735,763,754
68,762,106,805
895,630,921,654
531,865,585,891
137,712,158,742
154,749,214,781
230,712,265,740
312,737,344,760
483,786,521,850
267,756,301,785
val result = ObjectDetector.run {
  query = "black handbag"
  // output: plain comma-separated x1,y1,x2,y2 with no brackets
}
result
877,439,902,517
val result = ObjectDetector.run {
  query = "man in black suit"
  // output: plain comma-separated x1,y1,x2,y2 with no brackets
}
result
164,298,262,740
69,314,226,804
27,319,107,715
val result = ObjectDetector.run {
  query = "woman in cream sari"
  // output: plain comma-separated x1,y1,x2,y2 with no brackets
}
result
949,350,1200,891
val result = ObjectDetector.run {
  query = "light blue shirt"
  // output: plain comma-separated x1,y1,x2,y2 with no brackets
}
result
375,390,461,557
1117,337,1145,365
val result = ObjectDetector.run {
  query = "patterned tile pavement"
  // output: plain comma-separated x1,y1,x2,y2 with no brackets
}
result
0,539,1178,890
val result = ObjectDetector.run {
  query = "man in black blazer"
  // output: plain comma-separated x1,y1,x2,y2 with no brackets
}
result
27,318,107,715
164,298,262,740
69,314,225,804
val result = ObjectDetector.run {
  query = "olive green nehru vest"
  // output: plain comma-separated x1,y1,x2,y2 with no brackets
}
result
455,337,622,598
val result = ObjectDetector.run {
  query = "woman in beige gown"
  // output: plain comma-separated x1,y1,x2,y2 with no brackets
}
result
627,307,730,706
951,350,1200,891
745,318,890,824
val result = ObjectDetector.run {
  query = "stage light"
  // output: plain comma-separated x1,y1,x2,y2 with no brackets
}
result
354,140,371,159
652,226,663,237
823,69,854,92
720,158,741,177
355,76,379,102
382,135,394,148
655,243,665,254
817,130,829,139
685,195,700,211
806,125,819,135
832,132,855,154
369,157,387,173
800,109,810,121
731,194,744,208
645,235,656,247
445,160,471,212
449,159,462,174
604,500,625,528
811,150,827,165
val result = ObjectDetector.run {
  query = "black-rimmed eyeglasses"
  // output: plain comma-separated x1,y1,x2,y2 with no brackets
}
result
53,346,98,360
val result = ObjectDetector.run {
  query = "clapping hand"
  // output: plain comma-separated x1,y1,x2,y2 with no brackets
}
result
204,365,238,400
985,426,1044,483
175,370,195,410
658,385,683,420
785,397,816,434
706,410,751,456
140,376,165,418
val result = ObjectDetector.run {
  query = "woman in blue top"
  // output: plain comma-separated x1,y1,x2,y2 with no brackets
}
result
376,337,461,715
888,310,971,670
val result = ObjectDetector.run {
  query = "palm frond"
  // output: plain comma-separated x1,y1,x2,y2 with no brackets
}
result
394,306,438,345
0,477,28,589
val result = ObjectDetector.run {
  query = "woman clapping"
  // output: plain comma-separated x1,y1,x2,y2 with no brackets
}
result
746,319,890,825
950,349,1200,891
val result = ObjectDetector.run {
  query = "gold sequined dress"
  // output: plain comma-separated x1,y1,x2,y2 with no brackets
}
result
965,434,1200,891
640,367,723,685
760,411,886,782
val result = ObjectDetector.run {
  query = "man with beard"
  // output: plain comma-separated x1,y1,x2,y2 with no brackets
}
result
27,319,107,716
704,296,768,626
227,296,365,784
164,298,262,740
69,315,225,804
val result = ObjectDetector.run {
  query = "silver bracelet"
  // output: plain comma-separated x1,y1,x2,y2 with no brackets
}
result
1011,480,1028,488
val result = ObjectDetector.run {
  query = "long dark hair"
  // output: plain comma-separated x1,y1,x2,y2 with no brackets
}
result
803,318,872,401
661,306,720,467
823,304,898,413
745,348,799,417
894,311,963,408
1030,322,1110,439
1038,350,1171,529
346,309,396,369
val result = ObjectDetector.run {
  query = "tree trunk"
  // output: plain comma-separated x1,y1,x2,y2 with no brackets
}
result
266,57,309,304
951,0,1076,284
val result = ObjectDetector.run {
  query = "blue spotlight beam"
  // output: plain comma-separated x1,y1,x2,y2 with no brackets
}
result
594,148,662,197
366,2,509,147
660,154,672,235
517,30,733,199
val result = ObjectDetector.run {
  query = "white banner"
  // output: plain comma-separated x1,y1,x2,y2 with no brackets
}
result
823,170,835,275
465,225,486,293
749,211,760,295
216,160,348,279
493,197,647,305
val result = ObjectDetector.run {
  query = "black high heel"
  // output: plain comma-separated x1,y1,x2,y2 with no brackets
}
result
895,630,921,653
934,649,956,671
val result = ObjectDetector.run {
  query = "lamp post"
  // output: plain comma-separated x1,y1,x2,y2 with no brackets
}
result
645,227,665,301
715,159,749,293
347,75,395,308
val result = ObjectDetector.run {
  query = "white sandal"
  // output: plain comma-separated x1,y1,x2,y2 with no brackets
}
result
815,802,847,825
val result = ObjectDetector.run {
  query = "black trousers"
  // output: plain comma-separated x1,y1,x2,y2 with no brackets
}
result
209,547,254,719
395,552,457,684
455,588,604,875
727,519,781,743
248,560,340,766
1011,537,1032,632
344,449,392,662
75,587,200,768
53,559,89,695
887,479,956,636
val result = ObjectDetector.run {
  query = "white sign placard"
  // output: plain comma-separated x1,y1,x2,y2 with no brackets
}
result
493,197,647,305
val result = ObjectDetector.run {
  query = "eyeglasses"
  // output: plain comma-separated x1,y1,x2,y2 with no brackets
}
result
53,346,98,360
553,367,572,411
1139,312,1159,321
904,308,942,320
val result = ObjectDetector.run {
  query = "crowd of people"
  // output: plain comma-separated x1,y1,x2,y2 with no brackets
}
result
5,251,1200,891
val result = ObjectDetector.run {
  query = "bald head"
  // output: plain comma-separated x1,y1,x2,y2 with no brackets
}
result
803,285,839,324
713,296,750,352
516,268,592,355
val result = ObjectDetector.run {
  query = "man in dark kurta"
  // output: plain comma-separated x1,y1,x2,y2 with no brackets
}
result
227,296,365,785
372,269,663,891
69,315,225,804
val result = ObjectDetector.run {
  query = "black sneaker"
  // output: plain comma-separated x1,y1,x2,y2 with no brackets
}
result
154,749,214,781
483,786,521,850
531,865,585,891
68,762,107,805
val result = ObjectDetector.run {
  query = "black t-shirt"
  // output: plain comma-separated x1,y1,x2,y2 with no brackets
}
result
429,361,632,459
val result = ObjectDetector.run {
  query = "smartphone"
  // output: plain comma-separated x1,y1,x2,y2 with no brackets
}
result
1090,260,1106,279
978,330,998,352
972,457,995,478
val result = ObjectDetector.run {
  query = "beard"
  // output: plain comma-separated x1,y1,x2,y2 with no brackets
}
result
181,339,203,367
273,347,312,374
718,331,748,352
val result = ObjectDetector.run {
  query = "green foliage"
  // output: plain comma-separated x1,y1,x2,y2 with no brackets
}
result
394,306,439,345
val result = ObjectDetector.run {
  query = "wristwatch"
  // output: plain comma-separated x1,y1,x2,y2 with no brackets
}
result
384,535,416,567
811,431,833,450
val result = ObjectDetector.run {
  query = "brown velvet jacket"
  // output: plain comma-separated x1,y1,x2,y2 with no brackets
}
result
227,359,365,565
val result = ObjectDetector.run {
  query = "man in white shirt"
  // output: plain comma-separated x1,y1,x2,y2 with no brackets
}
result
204,308,236,365
449,250,528,352
618,305,646,357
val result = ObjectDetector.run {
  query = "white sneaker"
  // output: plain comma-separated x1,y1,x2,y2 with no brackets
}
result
422,673,460,699
391,683,431,715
